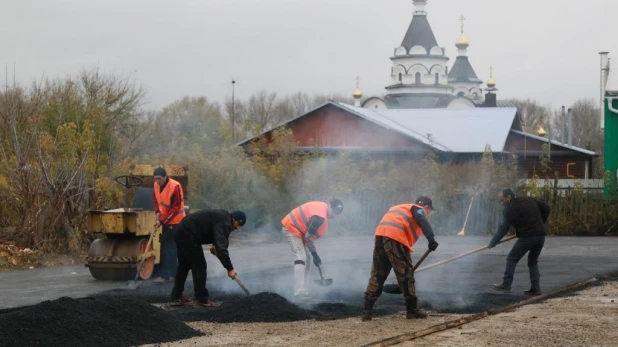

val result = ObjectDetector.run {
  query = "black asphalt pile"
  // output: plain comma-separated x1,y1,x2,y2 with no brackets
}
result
0,296,203,347
180,292,319,323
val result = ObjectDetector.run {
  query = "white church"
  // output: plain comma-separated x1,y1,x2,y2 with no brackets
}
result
356,0,509,110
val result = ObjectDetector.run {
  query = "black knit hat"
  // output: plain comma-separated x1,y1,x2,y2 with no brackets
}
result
231,210,247,226
415,196,435,211
153,167,167,177
330,199,344,215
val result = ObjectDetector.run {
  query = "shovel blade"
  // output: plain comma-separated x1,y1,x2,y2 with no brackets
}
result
314,278,333,287
126,280,142,290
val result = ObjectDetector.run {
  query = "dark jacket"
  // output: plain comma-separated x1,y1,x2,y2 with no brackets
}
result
178,209,235,271
411,206,436,241
491,197,550,246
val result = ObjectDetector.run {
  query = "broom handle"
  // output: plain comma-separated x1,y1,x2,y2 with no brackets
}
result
132,225,158,281
416,235,517,273
462,195,474,228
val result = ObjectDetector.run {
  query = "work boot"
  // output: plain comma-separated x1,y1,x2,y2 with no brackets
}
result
406,298,427,319
491,283,511,293
169,295,190,307
361,300,374,322
383,283,402,294
524,288,542,296
190,299,219,307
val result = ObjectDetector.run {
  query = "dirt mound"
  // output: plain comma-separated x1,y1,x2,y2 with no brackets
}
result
180,292,318,323
0,296,203,347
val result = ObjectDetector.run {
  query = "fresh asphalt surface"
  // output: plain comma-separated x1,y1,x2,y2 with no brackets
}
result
1,236,617,315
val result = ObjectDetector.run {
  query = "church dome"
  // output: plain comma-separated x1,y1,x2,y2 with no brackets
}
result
455,33,469,47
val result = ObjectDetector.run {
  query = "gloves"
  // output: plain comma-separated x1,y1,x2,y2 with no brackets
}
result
428,239,439,251
209,247,216,255
311,252,322,266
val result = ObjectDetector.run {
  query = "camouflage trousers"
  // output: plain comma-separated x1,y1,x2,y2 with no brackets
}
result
364,236,417,303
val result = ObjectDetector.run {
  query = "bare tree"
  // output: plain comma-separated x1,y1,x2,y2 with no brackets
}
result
551,98,602,151
509,98,553,133
246,90,278,133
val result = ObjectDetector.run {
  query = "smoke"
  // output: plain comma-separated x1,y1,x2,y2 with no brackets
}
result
191,117,515,312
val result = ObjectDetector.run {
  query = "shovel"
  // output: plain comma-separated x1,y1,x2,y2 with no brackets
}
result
126,226,157,290
314,264,333,287
234,276,251,296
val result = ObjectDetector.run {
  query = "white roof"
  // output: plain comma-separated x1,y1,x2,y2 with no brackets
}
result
336,102,518,153
237,101,595,155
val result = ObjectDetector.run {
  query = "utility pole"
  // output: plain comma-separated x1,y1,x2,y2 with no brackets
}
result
231,79,236,142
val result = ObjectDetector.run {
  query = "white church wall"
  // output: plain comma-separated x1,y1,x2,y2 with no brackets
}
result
447,98,476,109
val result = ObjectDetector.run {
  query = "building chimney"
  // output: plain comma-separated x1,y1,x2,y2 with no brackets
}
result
561,106,566,144
484,93,497,107
600,52,610,129
567,108,573,147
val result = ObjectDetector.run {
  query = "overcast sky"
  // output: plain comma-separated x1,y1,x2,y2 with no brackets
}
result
1,0,614,111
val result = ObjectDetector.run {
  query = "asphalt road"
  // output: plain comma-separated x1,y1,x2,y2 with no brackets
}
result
1,236,617,313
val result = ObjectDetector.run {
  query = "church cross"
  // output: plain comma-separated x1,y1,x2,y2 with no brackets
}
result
459,15,466,34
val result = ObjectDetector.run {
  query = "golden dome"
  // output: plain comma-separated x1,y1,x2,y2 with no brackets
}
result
537,126,547,137
353,87,363,98
487,66,496,87
456,33,469,47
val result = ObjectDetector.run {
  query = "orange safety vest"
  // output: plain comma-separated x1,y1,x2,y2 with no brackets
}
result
154,178,185,225
281,201,329,241
375,204,425,252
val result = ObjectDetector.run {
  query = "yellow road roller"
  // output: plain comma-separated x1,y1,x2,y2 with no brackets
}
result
85,165,188,281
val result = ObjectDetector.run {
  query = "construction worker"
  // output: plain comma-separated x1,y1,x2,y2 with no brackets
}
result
489,188,550,296
281,199,344,298
152,167,186,284
170,208,247,307
362,196,439,321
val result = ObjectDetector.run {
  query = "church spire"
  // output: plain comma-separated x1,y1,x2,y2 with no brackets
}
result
455,15,469,50
448,15,483,99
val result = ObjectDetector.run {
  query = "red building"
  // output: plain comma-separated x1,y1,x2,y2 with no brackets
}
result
238,101,596,179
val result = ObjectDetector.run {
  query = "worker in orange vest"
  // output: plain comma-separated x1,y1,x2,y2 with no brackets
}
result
362,196,439,321
281,199,344,298
152,167,186,284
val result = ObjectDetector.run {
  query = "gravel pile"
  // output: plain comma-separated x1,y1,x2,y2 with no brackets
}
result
0,296,203,347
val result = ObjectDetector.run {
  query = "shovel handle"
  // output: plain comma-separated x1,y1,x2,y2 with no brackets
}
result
415,235,517,273
317,265,325,280
413,249,432,272
234,277,251,296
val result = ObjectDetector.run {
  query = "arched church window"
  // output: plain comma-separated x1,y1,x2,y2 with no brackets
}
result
434,73,439,84
415,72,421,84
457,92,465,97
398,73,402,83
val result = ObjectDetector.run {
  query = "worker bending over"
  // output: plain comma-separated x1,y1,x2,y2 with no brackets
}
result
281,199,344,298
362,196,439,321
170,208,246,307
